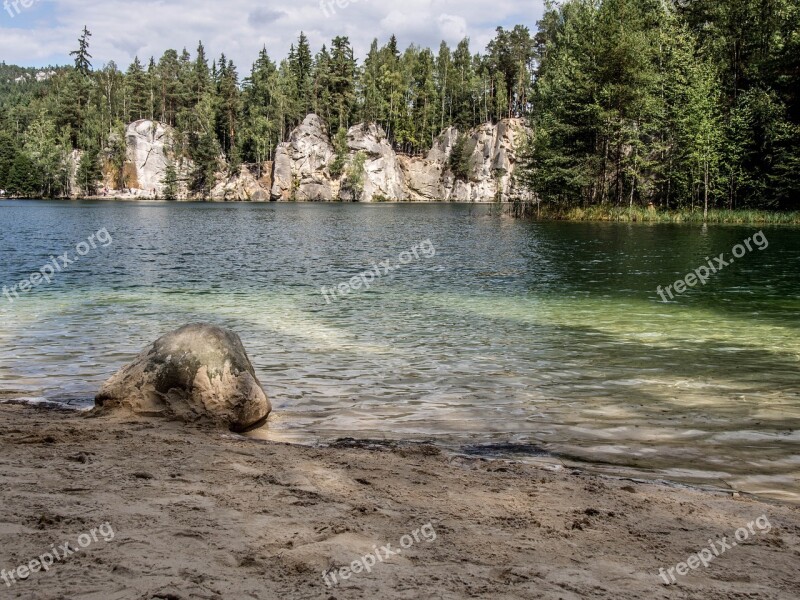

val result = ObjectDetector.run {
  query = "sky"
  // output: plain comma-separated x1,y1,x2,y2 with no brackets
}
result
0,0,545,71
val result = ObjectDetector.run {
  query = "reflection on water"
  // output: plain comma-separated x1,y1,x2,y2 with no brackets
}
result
1,200,799,501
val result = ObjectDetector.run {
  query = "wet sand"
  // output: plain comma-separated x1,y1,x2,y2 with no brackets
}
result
0,403,798,599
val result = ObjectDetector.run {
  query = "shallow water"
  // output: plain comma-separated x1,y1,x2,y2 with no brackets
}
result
1,200,799,501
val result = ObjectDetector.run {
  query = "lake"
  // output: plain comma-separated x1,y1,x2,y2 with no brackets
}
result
1,200,798,501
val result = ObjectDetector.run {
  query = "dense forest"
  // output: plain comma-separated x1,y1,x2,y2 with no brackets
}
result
0,24,534,198
524,0,800,214
0,0,798,213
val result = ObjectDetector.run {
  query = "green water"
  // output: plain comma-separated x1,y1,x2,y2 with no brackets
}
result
1,200,798,501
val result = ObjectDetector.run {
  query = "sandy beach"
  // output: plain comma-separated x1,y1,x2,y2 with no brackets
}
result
0,402,798,599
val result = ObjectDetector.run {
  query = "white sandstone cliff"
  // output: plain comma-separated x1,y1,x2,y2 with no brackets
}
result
271,114,335,201
271,114,530,202
103,115,528,202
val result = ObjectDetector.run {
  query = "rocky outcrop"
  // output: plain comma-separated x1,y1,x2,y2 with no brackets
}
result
271,114,335,201
124,120,175,196
211,163,272,201
401,119,529,202
341,123,406,201
95,323,272,432
120,121,272,201
98,114,528,202
270,114,530,202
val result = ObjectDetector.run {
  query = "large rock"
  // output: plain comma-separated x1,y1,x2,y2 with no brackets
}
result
125,120,173,196
400,119,530,202
341,123,407,202
210,163,272,201
446,119,521,202
95,324,271,431
271,114,335,201
269,114,531,203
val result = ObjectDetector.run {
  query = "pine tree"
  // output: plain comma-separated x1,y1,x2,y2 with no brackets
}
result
0,132,17,190
157,49,182,125
360,39,382,124
7,151,41,197
215,58,241,164
411,49,438,149
191,42,212,105
327,36,357,133
77,148,102,195
162,161,179,200
189,93,220,195
70,27,93,75
452,38,475,127
290,33,314,116
241,47,279,168
126,57,148,121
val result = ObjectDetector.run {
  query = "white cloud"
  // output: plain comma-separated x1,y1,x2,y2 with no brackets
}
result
437,14,468,44
0,0,545,69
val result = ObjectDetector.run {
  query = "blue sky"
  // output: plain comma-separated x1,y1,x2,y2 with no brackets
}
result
0,0,544,70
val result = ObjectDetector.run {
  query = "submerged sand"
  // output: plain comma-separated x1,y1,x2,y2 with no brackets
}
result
0,403,798,599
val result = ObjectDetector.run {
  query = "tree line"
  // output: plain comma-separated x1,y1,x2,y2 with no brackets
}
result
522,0,799,214
0,26,534,197
0,0,798,213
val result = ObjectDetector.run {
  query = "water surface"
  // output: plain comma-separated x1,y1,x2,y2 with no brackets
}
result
1,200,798,501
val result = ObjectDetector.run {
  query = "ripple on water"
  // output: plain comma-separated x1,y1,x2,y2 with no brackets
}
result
1,201,799,501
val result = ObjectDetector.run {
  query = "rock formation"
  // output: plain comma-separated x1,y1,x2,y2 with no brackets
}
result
211,163,272,201
124,120,175,197
270,114,530,202
271,114,335,201
104,114,529,202
341,122,407,201
95,323,272,432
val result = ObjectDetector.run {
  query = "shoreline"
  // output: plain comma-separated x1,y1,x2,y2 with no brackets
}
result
1,403,798,598
3,197,799,225
3,396,798,506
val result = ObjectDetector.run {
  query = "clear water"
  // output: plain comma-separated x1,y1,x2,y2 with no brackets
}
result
1,200,799,501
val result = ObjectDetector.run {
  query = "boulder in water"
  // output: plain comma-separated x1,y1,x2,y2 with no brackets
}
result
95,323,271,431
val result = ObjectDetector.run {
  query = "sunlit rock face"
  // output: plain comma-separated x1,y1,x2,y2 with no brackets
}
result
125,120,173,196
402,119,530,203
271,114,336,201
339,122,407,202
271,113,531,202
118,114,530,202
210,163,272,201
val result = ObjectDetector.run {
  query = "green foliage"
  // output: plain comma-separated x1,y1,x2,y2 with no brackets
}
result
520,0,800,215
6,151,41,197
105,124,127,189
448,132,471,181
77,147,102,195
0,132,18,190
186,92,220,195
162,161,179,200
329,127,349,178
531,205,800,224
344,151,366,201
